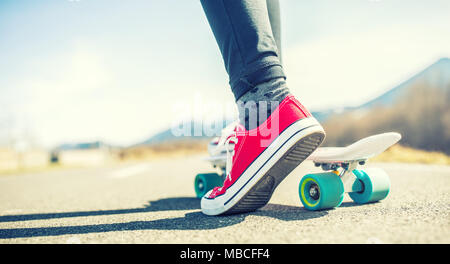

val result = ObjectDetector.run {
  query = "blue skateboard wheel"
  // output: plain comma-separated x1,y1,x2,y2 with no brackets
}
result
348,168,390,204
194,173,223,198
299,172,344,211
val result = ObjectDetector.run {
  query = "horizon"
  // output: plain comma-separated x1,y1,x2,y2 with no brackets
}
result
1,0,450,149
32,55,450,150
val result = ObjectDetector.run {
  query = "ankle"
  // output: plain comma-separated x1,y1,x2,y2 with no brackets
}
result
237,78,291,130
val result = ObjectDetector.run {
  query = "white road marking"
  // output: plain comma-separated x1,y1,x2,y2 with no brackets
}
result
107,163,152,179
66,236,82,244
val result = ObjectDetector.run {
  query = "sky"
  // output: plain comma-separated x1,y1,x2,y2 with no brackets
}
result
1,0,449,149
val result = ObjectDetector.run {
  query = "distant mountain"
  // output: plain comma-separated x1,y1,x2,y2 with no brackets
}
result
320,57,450,153
138,58,450,151
359,57,450,109
137,119,233,146
56,141,107,151
312,58,450,122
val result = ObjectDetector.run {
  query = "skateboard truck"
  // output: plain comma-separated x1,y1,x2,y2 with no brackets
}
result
315,160,365,194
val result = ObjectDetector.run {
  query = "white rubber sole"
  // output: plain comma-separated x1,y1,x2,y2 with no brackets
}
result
201,117,325,216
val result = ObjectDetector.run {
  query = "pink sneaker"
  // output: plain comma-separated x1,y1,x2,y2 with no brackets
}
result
201,95,326,215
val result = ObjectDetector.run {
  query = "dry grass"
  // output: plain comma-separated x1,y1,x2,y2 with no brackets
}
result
0,163,84,176
118,139,209,161
2,141,449,176
371,144,450,165
321,83,450,154
120,140,450,165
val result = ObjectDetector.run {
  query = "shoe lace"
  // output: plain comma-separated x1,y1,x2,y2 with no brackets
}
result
224,133,238,182
216,121,239,181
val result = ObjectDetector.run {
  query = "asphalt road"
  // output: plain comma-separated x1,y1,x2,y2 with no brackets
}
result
0,155,449,243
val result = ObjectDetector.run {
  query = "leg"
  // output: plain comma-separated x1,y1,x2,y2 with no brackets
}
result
200,0,290,130
200,0,286,101
200,0,326,216
266,0,282,63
